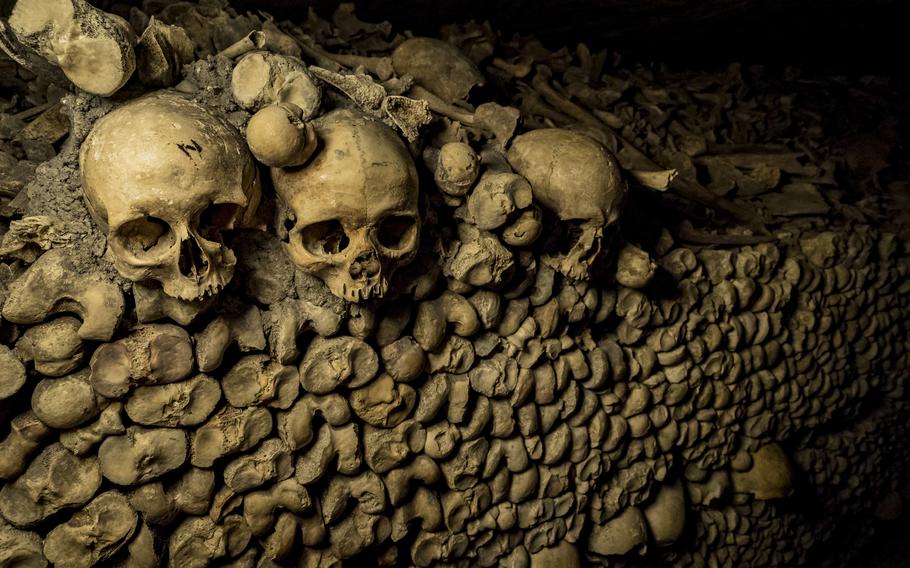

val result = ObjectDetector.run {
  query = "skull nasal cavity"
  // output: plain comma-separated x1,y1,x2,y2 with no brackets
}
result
178,237,209,277
350,250,380,279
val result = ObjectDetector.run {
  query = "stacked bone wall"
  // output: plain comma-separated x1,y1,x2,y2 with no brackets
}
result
1,1,909,567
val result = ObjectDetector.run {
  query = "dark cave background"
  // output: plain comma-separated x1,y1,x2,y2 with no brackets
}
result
232,0,907,78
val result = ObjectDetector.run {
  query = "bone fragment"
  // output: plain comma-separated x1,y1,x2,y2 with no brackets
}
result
6,0,136,95
2,249,125,341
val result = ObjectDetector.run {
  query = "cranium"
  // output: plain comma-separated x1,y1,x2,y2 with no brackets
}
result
80,91,261,300
272,109,420,303
506,129,626,281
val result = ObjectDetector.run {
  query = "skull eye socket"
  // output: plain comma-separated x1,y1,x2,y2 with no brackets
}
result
198,203,241,240
377,215,418,250
114,217,175,257
299,220,350,256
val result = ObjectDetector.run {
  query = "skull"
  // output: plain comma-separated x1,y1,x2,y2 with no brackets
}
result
271,109,420,303
506,128,626,281
80,91,261,300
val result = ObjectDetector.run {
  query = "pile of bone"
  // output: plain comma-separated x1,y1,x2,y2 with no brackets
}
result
487,31,840,222
0,0,909,567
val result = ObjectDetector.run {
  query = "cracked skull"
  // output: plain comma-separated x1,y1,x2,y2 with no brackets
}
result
507,128,626,281
80,91,261,300
272,109,420,303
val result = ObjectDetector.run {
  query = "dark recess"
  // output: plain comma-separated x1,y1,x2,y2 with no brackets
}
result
228,0,907,77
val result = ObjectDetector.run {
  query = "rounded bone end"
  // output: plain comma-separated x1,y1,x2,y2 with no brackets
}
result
529,541,581,568
8,0,76,36
0,345,26,400
587,507,648,556
874,491,904,521
31,371,100,430
731,442,795,500
616,244,657,289
434,142,479,197
16,316,85,377
43,491,137,567
642,481,686,546
11,0,137,96
502,207,543,247
0,524,46,567
98,428,188,486
57,34,135,96
247,104,317,168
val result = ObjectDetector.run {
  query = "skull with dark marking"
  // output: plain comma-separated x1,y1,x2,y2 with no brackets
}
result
80,91,261,300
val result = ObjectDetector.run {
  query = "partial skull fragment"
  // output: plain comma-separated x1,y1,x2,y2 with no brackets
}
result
391,37,484,103
507,129,626,281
